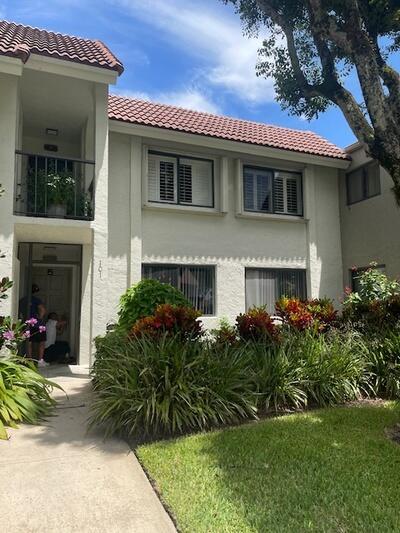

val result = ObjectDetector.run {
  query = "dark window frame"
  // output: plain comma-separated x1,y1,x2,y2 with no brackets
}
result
142,263,216,316
350,263,386,292
148,150,215,209
243,165,303,217
346,161,381,206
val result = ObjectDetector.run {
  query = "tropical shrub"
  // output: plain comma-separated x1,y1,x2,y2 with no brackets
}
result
248,338,307,411
236,307,278,342
90,333,257,436
211,317,238,347
298,330,365,406
130,304,202,340
0,355,58,439
118,279,190,331
276,297,337,332
343,264,400,327
364,327,400,398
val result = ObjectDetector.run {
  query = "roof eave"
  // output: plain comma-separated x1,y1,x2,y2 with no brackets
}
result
109,119,351,169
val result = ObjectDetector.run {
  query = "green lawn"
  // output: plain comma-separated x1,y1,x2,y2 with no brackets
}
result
137,402,400,532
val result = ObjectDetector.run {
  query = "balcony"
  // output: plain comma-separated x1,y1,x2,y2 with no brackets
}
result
14,151,95,221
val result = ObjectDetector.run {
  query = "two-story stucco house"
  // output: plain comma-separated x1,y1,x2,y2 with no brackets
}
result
0,20,351,366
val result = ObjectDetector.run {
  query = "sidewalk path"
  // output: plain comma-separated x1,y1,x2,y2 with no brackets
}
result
0,365,176,533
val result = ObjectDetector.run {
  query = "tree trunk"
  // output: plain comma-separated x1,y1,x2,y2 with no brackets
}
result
367,137,400,206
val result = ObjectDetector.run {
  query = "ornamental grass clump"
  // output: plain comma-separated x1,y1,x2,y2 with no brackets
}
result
363,326,400,399
298,329,365,406
248,338,307,412
90,333,257,436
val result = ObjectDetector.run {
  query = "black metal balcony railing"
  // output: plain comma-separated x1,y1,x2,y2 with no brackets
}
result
14,151,95,220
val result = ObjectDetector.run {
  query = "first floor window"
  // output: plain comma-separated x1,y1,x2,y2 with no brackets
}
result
243,166,302,216
350,264,385,292
245,268,307,313
346,162,380,204
148,151,214,208
142,264,215,315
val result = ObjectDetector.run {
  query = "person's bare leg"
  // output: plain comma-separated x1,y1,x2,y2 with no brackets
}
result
38,342,45,362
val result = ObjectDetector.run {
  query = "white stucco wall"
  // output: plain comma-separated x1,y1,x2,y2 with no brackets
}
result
340,145,400,286
0,72,20,317
0,53,345,366
108,131,344,328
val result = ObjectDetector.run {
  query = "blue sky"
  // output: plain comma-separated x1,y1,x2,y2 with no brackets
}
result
2,0,398,148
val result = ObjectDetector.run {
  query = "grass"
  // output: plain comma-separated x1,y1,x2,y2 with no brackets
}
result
137,402,400,532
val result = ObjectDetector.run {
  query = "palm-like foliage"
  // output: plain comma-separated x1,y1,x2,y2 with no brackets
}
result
0,356,59,439
90,333,256,436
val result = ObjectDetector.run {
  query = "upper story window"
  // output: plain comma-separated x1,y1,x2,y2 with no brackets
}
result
346,162,380,205
148,151,214,208
243,166,303,216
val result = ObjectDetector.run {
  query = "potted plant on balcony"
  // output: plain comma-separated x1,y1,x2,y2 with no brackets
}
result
46,171,76,217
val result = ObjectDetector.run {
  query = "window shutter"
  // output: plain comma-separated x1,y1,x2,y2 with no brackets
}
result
243,171,255,210
286,175,300,214
180,158,213,207
274,172,301,215
178,163,192,204
148,153,159,202
273,175,285,213
160,160,175,202
148,153,177,203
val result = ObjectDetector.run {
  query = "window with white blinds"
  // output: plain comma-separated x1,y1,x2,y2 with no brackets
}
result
245,268,307,313
148,151,214,207
243,166,302,216
142,264,215,315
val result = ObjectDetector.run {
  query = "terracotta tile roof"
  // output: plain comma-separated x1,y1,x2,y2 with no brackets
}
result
0,20,123,74
108,94,348,160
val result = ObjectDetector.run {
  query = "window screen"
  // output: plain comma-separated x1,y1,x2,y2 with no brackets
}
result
142,264,215,315
245,268,307,313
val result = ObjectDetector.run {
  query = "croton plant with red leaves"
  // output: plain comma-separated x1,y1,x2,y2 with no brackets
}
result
236,307,279,342
276,297,337,332
130,304,202,340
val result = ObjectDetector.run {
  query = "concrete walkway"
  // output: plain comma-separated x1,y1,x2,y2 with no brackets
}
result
0,365,176,533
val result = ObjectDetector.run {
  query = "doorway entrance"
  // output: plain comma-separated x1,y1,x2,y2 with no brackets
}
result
18,243,82,362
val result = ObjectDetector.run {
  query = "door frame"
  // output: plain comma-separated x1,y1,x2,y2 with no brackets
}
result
18,243,83,363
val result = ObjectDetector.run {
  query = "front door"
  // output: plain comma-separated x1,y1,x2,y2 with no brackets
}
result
32,266,72,345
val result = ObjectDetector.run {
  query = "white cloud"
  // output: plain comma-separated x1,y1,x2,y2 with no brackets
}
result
111,0,274,105
114,87,220,114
